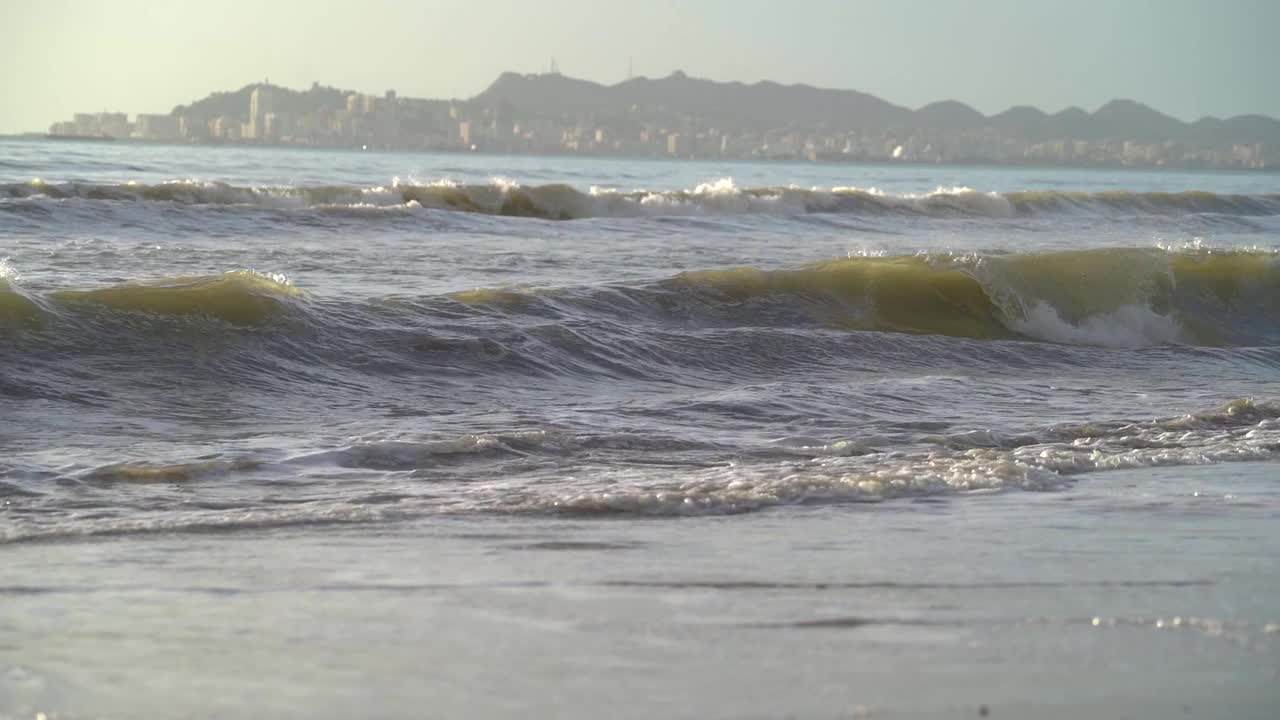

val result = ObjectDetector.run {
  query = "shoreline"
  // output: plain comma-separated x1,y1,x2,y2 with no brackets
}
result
3,133,1277,175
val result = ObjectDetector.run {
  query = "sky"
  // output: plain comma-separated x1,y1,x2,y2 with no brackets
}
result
4,0,1278,134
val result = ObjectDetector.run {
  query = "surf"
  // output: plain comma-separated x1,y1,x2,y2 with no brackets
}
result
3,249,1277,360
47,270,302,326
665,248,1280,347
6,178,1280,221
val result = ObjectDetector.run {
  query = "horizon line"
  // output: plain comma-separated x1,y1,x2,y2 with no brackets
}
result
31,69,1280,131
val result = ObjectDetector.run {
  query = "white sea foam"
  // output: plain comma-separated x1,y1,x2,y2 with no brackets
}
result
6,179,1279,220
490,176,521,191
491,400,1280,515
0,257,18,281
0,503,386,543
1010,301,1186,348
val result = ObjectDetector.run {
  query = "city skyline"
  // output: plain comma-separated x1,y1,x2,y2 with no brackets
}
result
4,0,1279,135
39,71,1277,170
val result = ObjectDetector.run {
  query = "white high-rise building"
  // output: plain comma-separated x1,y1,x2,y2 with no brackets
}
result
134,114,179,140
248,86,275,140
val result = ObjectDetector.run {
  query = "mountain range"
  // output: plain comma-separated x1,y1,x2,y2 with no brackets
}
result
172,70,1280,148
474,71,1280,145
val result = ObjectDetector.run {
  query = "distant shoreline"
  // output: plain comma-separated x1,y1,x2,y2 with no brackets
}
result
3,133,1278,175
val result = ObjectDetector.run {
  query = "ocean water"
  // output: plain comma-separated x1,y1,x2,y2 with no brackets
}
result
1,139,1278,718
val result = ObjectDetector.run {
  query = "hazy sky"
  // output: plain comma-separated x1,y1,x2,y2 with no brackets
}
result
4,0,1278,133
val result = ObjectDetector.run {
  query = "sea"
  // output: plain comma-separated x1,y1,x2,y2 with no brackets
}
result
1,138,1278,719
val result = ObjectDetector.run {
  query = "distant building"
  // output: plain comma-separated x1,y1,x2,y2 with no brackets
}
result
248,86,274,140
263,112,294,141
61,112,130,138
178,116,208,140
134,113,179,140
98,113,130,138
667,133,689,156
73,113,100,136
211,115,240,140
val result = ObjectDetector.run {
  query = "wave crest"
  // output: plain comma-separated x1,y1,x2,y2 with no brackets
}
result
3,249,1278,348
6,178,1280,220
50,270,301,326
666,248,1280,347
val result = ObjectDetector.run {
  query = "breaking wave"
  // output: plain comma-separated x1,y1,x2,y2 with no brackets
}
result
2,249,1277,349
668,248,1280,346
5,178,1280,220
3,270,301,327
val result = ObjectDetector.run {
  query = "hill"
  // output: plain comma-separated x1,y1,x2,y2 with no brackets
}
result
170,83,354,121
472,70,1280,146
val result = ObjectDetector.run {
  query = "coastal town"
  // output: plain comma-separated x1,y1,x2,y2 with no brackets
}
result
44,73,1275,170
